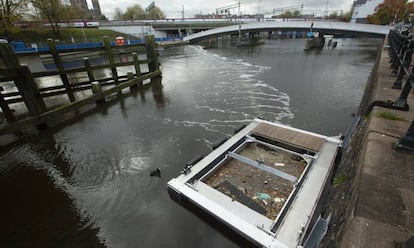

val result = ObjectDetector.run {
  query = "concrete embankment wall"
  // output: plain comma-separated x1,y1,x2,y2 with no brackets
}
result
321,38,414,247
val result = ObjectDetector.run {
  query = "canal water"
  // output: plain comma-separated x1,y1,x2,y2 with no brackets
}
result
0,38,379,247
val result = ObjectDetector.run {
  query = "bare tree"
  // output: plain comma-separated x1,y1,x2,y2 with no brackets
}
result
0,0,27,36
30,0,66,36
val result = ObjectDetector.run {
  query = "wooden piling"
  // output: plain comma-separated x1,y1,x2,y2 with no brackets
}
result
47,39,76,102
91,81,105,104
17,65,47,115
0,43,46,117
83,57,95,82
0,87,16,122
128,71,138,90
132,52,143,87
145,35,159,73
103,36,118,82
0,35,163,132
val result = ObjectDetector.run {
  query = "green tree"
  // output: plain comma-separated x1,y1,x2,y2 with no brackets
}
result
340,10,352,22
281,11,293,18
0,0,27,36
99,14,108,20
147,6,165,19
367,0,414,24
329,11,339,18
65,5,87,19
292,10,300,17
123,4,146,19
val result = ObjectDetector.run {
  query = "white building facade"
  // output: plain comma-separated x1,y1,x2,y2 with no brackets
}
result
351,0,383,23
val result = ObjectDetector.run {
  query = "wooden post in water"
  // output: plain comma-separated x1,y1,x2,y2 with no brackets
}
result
145,35,160,77
47,39,76,102
83,57,95,82
0,87,16,122
103,36,118,82
91,81,105,104
18,65,47,114
127,71,137,90
132,52,143,87
0,43,47,117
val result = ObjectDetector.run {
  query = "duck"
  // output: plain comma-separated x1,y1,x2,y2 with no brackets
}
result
150,168,161,177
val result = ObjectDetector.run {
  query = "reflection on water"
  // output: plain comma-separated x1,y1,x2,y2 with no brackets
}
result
0,38,378,247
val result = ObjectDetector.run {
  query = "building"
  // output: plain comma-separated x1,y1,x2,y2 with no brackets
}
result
91,0,102,19
70,0,89,15
351,0,383,23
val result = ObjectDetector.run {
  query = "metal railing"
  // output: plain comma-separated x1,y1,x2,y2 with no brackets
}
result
386,30,414,151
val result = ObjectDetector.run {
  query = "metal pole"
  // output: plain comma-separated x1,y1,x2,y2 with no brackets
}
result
394,73,413,109
392,47,413,89
81,27,87,43
395,119,414,152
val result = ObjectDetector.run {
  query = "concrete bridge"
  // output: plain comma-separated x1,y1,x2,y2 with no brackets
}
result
183,21,391,43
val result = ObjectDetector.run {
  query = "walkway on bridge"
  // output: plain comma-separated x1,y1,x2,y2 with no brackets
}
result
183,21,391,43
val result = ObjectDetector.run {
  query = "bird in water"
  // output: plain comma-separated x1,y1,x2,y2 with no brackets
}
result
150,168,161,177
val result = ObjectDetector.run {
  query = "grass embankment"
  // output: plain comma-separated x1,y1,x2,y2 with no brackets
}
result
10,28,128,45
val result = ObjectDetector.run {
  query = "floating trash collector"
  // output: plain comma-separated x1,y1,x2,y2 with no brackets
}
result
167,119,342,247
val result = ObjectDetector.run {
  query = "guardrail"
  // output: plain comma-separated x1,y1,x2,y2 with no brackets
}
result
386,30,414,151
0,35,161,133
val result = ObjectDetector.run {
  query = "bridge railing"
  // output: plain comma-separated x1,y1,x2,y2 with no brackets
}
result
385,30,414,151
0,35,161,133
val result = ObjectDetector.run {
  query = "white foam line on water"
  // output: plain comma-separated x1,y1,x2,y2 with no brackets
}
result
195,105,228,113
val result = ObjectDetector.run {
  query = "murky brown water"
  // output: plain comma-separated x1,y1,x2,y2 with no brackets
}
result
0,38,379,247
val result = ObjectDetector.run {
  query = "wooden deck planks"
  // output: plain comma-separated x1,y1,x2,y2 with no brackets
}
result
252,123,325,152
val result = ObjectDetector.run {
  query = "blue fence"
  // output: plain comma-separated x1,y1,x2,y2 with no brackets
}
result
12,36,182,54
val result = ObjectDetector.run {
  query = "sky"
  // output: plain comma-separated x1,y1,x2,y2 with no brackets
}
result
93,0,357,20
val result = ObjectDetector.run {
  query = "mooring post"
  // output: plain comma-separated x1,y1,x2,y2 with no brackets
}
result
145,35,160,75
83,57,95,82
127,71,137,90
0,43,47,117
102,36,118,82
91,81,105,104
395,119,414,152
132,52,143,87
0,87,16,122
47,39,76,102
18,65,47,115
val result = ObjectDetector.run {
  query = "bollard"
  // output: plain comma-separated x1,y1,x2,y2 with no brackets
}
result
395,119,414,152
